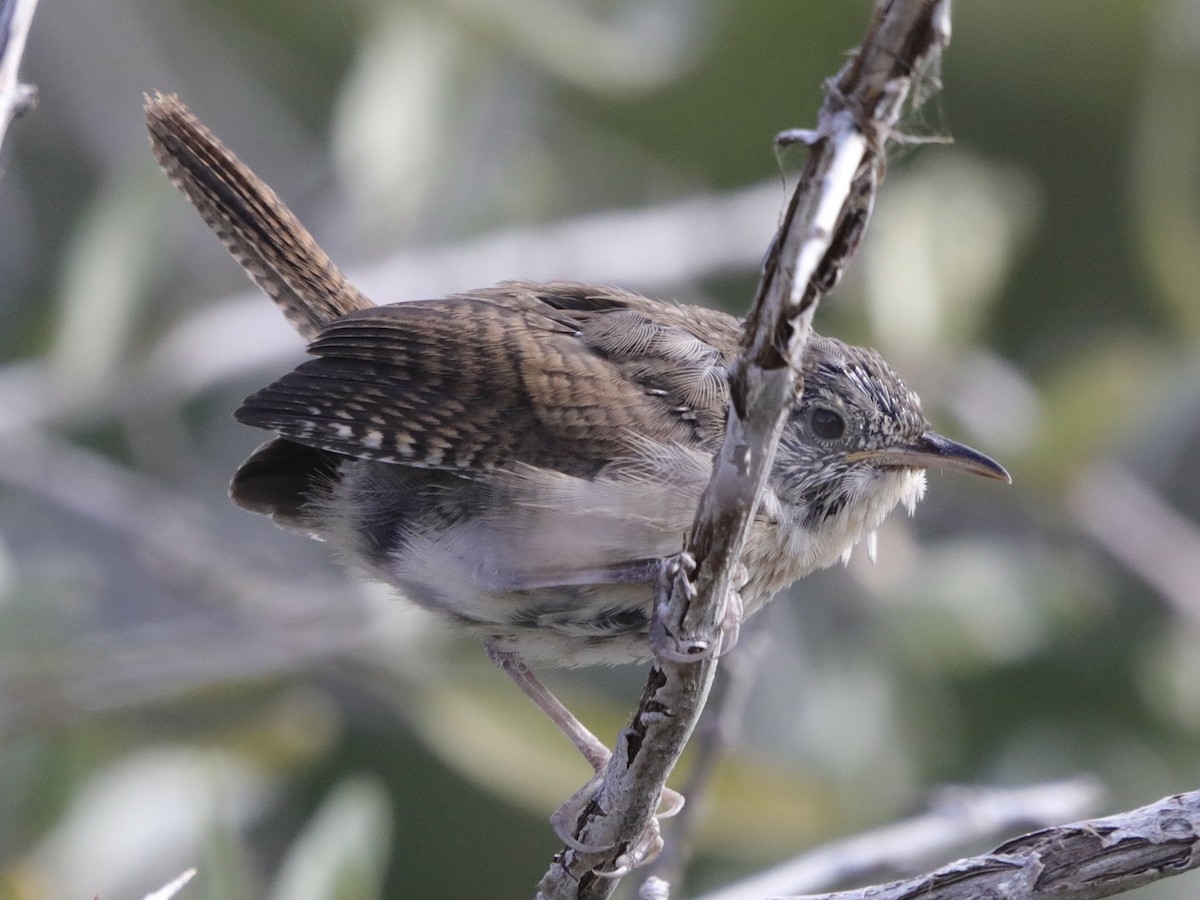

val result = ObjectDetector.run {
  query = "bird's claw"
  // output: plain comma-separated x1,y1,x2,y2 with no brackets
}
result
656,786,686,820
714,562,748,659
593,816,664,879
651,553,746,663
651,552,708,662
553,782,683,877
551,774,611,854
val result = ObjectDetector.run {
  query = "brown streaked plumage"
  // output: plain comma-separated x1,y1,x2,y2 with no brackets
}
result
236,283,738,478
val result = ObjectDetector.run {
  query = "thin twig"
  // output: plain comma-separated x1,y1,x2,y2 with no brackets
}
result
536,2,953,897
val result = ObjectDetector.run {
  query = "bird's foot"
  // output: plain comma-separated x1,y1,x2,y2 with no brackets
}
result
651,553,746,663
487,642,685,874
550,776,684,876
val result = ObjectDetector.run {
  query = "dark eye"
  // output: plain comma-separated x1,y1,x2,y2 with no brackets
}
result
808,406,846,440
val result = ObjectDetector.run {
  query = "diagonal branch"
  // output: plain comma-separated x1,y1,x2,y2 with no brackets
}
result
535,2,953,897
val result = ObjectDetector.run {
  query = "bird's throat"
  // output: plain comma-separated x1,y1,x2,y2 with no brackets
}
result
744,468,927,609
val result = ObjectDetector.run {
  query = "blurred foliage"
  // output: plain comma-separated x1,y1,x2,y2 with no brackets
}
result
1,1,1200,898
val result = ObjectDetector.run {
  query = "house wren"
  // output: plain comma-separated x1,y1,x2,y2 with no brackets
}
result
146,93,1008,856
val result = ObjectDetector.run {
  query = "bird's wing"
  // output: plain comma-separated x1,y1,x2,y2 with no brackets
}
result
235,281,741,477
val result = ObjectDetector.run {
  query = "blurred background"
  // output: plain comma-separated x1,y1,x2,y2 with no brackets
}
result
2,0,1200,897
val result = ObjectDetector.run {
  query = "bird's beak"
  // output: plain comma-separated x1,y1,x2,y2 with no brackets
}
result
848,432,1011,483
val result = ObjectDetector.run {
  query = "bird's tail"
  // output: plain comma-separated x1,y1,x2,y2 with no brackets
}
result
145,92,374,340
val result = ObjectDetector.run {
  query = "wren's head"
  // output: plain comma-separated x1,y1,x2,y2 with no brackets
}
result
757,335,1009,587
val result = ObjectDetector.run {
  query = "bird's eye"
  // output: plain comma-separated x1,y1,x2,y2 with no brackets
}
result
808,406,846,440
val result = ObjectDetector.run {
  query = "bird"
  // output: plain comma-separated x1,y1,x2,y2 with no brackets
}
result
145,92,1009,859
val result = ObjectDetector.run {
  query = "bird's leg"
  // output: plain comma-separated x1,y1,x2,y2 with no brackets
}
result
485,641,610,770
650,553,748,663
484,641,684,864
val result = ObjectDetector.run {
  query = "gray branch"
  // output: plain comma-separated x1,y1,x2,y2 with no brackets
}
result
786,788,1200,900
535,2,953,897
697,777,1104,900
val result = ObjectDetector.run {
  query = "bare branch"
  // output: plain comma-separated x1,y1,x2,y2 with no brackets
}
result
536,2,953,897
697,778,1104,900
786,788,1200,900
